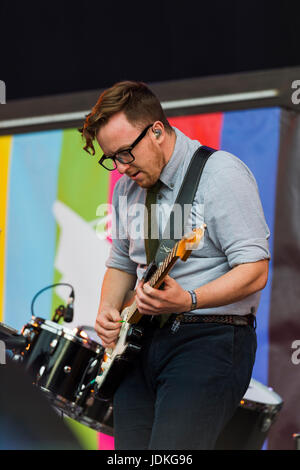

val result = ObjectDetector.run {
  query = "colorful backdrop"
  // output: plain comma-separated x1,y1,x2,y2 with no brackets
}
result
1,107,291,449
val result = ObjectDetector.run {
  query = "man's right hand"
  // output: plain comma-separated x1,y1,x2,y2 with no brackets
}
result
95,307,122,348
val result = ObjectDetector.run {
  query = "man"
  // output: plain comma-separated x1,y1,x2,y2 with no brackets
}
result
80,81,270,450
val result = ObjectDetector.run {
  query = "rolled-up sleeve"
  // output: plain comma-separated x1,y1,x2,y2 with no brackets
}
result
105,179,138,275
204,162,271,268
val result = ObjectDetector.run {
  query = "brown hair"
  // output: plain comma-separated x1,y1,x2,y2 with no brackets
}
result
79,80,173,155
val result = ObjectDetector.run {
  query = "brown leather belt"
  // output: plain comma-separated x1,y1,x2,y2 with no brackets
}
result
172,313,256,328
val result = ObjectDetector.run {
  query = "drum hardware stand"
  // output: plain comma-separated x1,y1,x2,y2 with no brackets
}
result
259,405,283,432
52,305,66,323
30,282,75,323
75,354,103,407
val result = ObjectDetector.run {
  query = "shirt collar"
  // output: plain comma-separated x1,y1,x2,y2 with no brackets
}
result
159,127,189,190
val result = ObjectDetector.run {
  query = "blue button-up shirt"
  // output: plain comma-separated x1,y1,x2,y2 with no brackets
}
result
105,127,270,316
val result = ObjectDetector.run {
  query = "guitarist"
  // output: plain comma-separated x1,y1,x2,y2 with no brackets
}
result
80,81,270,450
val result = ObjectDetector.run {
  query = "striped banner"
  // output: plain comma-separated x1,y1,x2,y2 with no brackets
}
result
1,107,281,449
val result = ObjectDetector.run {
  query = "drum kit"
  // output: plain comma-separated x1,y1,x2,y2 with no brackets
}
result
0,284,284,449
0,282,114,438
14,317,114,436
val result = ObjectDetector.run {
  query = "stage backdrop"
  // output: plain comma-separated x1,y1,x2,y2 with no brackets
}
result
1,107,291,449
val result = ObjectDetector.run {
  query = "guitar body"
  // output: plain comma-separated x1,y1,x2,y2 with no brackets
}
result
95,308,147,399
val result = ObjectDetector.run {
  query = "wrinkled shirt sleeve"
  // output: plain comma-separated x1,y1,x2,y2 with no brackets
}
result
204,163,271,268
105,179,138,275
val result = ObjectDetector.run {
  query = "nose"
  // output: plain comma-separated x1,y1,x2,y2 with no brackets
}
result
115,160,131,174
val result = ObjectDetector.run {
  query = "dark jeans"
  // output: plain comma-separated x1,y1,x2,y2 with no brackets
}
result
113,320,257,450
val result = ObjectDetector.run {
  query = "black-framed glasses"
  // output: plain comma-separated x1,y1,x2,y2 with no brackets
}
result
98,123,153,171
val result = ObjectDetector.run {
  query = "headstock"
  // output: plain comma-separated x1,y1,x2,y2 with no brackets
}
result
175,224,206,261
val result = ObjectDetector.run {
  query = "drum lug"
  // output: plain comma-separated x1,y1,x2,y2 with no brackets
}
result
12,353,23,363
23,327,36,343
64,365,72,374
37,365,46,381
49,338,59,354
86,359,98,375
260,407,280,433
260,414,273,432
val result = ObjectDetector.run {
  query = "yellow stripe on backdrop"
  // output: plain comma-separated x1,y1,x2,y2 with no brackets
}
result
0,135,12,322
64,417,99,450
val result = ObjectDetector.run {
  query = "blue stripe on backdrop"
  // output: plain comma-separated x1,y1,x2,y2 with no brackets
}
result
221,107,281,386
5,131,62,331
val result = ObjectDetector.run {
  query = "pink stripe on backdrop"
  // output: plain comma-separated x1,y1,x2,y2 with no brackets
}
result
168,113,223,149
98,432,115,450
106,170,123,243
108,170,123,204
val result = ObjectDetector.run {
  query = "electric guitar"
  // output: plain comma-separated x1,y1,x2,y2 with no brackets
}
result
94,225,206,399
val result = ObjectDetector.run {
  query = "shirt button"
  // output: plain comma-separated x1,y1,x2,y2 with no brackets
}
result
157,194,162,200
170,183,174,188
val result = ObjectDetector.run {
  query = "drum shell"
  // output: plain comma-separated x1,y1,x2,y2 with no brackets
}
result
215,407,272,449
77,395,114,436
20,320,63,380
214,383,283,450
19,318,101,406
37,336,98,403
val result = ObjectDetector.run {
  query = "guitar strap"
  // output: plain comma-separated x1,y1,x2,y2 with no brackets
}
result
154,145,216,266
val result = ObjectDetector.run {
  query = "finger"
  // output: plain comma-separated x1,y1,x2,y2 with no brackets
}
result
136,297,161,314
102,339,117,349
136,284,159,306
96,324,121,339
155,275,174,291
96,323,121,339
106,309,122,323
95,328,120,346
162,274,173,285
142,282,157,296
135,283,151,303
95,322,120,343
137,304,159,315
96,320,121,333
96,311,122,330
139,282,164,301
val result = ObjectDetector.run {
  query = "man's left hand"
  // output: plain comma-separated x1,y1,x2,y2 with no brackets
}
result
135,275,191,315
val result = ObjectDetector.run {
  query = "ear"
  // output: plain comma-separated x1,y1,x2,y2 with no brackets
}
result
151,121,164,143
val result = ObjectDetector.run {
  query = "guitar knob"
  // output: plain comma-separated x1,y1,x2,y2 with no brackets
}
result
126,325,144,342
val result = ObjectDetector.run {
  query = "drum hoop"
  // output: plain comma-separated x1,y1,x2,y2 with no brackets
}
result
29,317,102,354
62,331,102,353
30,317,101,353
29,317,64,335
244,379,283,408
240,398,283,415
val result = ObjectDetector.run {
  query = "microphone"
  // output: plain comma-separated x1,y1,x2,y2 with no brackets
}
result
64,289,75,323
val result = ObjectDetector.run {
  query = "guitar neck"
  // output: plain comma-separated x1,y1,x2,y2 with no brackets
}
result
127,242,180,324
